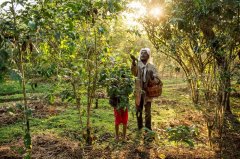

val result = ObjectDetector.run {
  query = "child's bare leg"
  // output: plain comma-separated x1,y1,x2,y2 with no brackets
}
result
123,124,127,140
115,125,119,140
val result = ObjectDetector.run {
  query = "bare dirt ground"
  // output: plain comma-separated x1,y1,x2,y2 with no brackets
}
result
0,133,216,159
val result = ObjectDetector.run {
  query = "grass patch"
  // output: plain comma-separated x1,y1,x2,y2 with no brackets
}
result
0,80,54,96
0,123,23,144
0,78,193,145
2,77,237,158
0,103,120,144
162,78,186,85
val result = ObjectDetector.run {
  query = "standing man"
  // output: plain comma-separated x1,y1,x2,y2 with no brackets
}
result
131,48,161,131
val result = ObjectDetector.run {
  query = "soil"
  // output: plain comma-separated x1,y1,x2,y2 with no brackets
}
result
154,99,178,106
0,133,216,159
0,107,22,127
0,134,82,159
0,100,65,126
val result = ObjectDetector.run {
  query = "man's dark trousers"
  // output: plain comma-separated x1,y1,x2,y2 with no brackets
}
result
136,95,151,130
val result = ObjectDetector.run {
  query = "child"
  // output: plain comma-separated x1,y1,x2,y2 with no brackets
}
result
108,68,133,141
109,94,128,141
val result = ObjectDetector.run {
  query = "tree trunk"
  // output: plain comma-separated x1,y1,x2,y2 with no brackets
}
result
86,25,99,145
86,68,92,145
11,0,31,156
224,76,231,112
188,79,199,104
95,98,98,109
20,50,32,153
217,62,231,113
72,82,83,129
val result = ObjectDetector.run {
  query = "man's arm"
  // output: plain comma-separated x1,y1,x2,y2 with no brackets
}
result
149,65,162,85
131,62,138,77
130,54,138,76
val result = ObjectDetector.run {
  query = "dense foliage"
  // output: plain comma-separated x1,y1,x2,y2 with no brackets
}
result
100,64,134,110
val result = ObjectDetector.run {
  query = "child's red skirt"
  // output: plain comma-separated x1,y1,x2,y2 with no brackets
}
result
114,108,128,125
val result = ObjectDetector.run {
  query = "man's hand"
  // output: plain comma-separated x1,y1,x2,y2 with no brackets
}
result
149,70,154,80
130,54,136,61
130,54,136,65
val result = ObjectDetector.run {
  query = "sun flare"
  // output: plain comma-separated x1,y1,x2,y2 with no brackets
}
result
150,7,163,18
122,1,163,28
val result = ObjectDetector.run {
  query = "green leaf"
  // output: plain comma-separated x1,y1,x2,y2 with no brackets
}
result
49,94,55,104
9,69,22,84
98,26,105,34
16,103,24,111
28,20,36,30
24,154,31,159
55,32,61,40
24,109,32,116
24,132,31,149
183,139,194,147
82,109,86,116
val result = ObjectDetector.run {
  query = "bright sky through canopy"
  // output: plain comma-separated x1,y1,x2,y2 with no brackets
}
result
121,1,146,29
0,0,36,13
127,1,147,17
122,1,163,29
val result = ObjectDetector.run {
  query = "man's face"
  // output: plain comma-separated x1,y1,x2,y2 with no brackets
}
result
140,50,149,62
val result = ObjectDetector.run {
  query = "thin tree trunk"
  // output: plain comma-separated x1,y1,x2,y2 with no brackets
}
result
86,25,98,145
225,77,231,112
72,82,83,129
86,67,92,145
11,0,31,156
188,79,199,104
95,98,98,109
20,52,30,133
